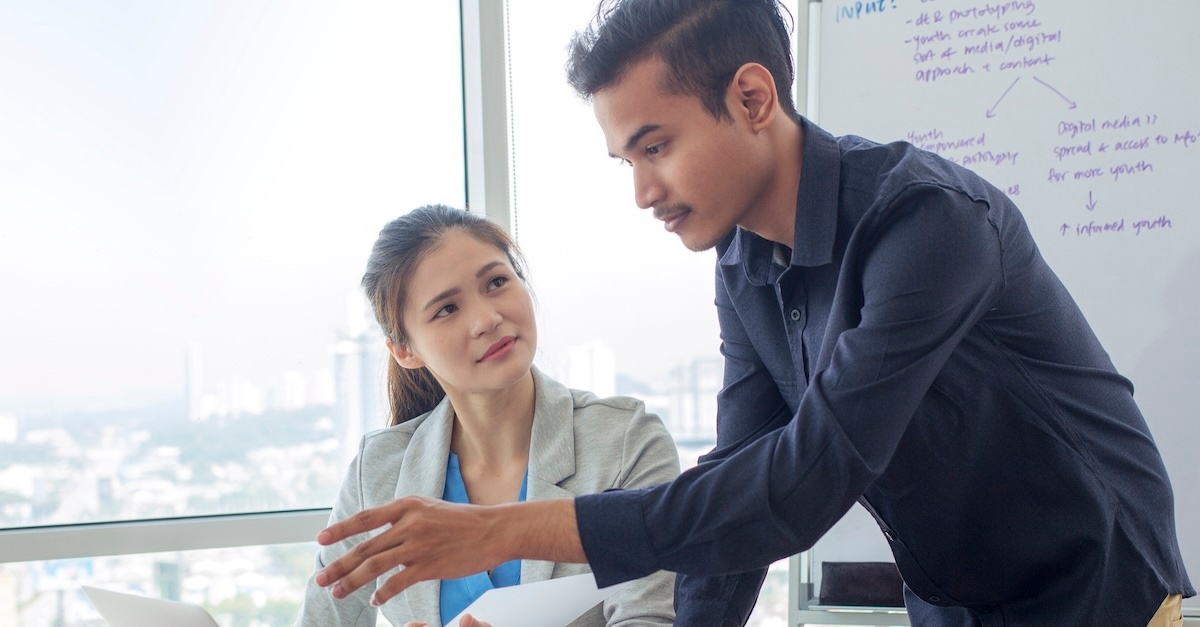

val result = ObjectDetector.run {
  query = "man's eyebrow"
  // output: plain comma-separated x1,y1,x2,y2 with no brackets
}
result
609,124,662,158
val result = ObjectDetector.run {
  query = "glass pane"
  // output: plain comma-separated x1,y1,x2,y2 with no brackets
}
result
506,4,723,452
0,1,465,526
505,2,787,624
0,541,405,627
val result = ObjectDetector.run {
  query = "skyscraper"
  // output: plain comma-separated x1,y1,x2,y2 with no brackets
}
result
667,356,722,440
564,339,616,398
185,343,204,422
332,294,389,464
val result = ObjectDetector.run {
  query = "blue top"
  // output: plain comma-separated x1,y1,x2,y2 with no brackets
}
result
576,117,1193,626
439,452,526,626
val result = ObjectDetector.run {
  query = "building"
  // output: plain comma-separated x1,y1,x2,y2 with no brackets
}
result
666,356,722,441
564,339,617,398
332,294,389,464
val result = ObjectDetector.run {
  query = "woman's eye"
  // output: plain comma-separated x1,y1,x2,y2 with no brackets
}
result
488,276,508,290
434,303,457,318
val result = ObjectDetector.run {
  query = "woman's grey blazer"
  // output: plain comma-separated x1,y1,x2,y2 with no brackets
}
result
296,367,680,627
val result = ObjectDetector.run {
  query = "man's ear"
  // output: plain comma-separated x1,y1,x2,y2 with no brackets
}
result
728,62,778,132
387,339,425,369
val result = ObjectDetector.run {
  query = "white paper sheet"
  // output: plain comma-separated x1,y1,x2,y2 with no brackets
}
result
447,573,613,627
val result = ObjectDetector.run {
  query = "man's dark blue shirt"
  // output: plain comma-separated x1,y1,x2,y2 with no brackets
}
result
576,118,1192,626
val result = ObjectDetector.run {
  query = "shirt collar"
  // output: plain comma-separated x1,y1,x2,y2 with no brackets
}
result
719,117,841,285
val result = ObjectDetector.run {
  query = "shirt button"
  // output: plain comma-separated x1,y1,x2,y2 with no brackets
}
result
790,308,801,321
929,596,942,603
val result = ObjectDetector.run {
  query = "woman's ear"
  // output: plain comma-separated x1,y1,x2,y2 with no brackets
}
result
387,339,425,369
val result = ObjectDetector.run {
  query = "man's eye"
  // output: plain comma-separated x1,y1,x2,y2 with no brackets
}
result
646,143,663,156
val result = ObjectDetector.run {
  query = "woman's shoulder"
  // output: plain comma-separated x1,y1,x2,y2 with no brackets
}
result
562,388,680,487
569,387,645,415
358,411,436,458
565,388,675,448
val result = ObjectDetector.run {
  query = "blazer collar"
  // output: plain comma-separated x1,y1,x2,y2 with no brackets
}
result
521,366,579,584
395,366,581,622
394,400,455,624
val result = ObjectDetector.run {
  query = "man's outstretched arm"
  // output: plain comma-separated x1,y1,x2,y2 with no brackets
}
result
314,496,585,606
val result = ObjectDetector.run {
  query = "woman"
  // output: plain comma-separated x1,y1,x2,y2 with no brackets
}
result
296,205,679,626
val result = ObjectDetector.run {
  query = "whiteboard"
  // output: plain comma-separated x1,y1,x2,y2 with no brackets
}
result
807,0,1200,609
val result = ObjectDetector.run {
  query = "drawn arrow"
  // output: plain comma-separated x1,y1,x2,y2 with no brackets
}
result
1085,191,1098,211
986,77,1021,118
1033,76,1077,109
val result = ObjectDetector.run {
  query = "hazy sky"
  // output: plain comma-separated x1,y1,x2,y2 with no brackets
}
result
0,0,723,415
0,1,467,412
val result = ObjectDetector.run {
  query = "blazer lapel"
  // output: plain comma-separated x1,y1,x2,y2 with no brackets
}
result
392,371,580,614
394,399,456,626
521,368,580,585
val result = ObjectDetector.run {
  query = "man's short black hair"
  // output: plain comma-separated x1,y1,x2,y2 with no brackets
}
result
566,0,799,122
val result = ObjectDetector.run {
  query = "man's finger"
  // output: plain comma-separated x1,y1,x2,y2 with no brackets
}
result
316,500,423,587
319,522,405,589
315,530,377,587
330,542,411,598
318,499,408,546
370,559,429,606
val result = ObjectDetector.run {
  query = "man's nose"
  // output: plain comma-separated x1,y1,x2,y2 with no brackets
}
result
633,164,663,210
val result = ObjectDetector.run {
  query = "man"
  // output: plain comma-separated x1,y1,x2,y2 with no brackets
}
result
314,1,1193,624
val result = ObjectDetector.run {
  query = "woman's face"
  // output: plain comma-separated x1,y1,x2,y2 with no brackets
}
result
392,229,537,397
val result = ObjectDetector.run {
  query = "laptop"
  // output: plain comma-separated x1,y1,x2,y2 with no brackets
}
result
82,585,220,627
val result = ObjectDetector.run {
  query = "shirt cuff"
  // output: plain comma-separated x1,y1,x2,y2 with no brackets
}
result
575,489,660,587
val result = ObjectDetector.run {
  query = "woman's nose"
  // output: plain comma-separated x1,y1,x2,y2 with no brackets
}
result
470,306,503,337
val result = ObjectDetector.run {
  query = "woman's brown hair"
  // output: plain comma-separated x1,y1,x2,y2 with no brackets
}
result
361,205,528,426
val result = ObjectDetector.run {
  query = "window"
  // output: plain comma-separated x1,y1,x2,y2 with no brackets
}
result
0,0,464,525
3,543,318,627
503,2,788,624
1,541,403,627
1,1,463,622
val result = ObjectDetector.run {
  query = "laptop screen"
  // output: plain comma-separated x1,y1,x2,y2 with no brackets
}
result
82,586,221,627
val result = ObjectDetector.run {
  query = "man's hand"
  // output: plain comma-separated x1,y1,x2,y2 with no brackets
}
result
315,496,503,605
315,495,585,606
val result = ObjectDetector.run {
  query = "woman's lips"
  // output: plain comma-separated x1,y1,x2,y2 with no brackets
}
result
479,337,516,362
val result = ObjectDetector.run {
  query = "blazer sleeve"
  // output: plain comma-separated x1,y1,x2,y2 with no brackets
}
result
597,405,681,627
295,439,380,627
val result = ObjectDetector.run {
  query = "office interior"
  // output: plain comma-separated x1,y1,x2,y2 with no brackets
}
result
1,2,1195,626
